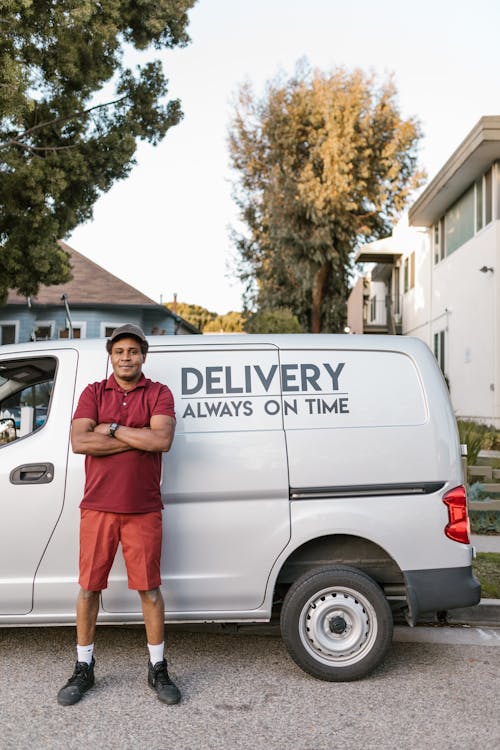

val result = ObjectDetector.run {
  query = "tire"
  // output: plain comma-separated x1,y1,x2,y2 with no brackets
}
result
280,565,393,682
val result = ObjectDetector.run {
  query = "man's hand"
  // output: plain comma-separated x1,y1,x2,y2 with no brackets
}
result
94,423,114,436
103,416,175,453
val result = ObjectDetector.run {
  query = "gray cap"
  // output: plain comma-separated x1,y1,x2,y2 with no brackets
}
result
106,324,149,354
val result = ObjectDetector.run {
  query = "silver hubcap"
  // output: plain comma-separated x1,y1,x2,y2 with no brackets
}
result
299,586,378,667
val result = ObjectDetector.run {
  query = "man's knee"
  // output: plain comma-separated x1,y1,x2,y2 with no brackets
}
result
139,587,162,605
79,588,100,601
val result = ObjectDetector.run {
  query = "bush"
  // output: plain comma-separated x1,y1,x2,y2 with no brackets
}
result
457,420,486,465
244,308,303,334
470,510,500,535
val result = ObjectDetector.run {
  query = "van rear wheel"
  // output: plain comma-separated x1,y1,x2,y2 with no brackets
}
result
280,565,393,681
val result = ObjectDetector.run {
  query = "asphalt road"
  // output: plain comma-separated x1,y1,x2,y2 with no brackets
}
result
1,624,499,750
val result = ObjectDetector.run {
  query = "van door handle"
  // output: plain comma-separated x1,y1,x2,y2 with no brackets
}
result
9,463,54,485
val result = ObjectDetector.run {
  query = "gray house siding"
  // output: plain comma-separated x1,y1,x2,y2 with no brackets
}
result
1,304,190,343
1,242,198,344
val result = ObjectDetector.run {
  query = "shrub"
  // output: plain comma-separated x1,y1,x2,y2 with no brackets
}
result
457,420,486,465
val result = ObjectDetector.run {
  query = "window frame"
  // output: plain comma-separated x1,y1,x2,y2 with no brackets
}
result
0,320,19,345
100,322,123,338
33,320,55,341
58,320,87,339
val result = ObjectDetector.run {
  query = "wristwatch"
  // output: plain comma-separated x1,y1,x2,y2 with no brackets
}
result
109,422,120,438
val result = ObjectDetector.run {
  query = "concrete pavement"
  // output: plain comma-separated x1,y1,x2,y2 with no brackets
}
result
471,533,500,552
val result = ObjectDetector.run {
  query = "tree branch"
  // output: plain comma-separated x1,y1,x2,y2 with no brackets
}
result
0,95,128,149
7,140,80,155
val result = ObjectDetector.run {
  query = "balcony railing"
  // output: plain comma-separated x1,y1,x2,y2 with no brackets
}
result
364,296,402,332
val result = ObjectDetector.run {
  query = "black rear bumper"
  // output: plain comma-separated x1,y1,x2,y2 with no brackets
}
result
403,566,481,626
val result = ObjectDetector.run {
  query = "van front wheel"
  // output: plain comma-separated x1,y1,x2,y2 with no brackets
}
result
280,565,393,681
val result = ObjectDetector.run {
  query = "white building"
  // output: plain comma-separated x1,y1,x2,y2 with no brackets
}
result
347,116,500,427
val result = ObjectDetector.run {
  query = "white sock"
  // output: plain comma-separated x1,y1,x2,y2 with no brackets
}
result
148,642,165,666
77,643,94,664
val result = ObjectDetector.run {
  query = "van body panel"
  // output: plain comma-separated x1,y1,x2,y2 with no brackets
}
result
284,493,474,572
101,432,290,613
0,334,480,631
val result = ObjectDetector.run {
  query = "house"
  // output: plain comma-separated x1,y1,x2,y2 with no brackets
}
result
0,241,199,343
347,116,500,427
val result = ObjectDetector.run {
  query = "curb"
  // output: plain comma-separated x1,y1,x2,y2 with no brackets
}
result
420,599,500,627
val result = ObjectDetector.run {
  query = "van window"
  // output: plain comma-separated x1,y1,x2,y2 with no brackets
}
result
0,357,56,445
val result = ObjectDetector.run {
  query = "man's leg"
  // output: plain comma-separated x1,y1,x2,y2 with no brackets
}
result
77,588,100,646
139,587,165,646
139,588,180,705
58,510,118,706
57,589,99,706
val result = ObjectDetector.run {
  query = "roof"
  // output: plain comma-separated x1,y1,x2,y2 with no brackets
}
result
354,237,404,264
6,241,161,308
409,116,500,227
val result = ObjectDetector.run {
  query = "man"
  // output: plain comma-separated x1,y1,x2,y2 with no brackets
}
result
57,324,180,706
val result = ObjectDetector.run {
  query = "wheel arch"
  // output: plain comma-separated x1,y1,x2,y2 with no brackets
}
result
273,533,405,598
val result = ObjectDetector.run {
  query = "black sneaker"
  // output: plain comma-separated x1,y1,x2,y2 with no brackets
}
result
57,658,95,706
148,659,181,705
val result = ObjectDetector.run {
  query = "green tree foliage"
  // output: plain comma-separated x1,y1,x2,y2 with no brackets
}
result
166,301,246,333
244,307,302,334
229,64,424,332
0,0,196,303
204,310,246,333
165,301,216,331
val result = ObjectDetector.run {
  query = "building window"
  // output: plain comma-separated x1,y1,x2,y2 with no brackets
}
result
59,327,81,339
485,168,493,225
393,266,401,315
475,178,483,231
446,185,475,255
433,219,445,264
434,330,446,375
59,321,86,339
0,323,17,345
403,253,415,292
436,168,494,263
100,322,123,338
370,296,377,322
34,322,54,341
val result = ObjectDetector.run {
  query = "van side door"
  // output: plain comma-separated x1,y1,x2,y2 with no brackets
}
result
0,349,78,615
101,344,290,615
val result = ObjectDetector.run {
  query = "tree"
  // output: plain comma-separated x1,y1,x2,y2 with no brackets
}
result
165,301,246,333
244,307,302,334
165,301,216,331
229,64,424,332
204,311,246,333
0,0,196,303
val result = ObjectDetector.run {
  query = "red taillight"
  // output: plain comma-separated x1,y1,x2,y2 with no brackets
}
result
442,485,470,544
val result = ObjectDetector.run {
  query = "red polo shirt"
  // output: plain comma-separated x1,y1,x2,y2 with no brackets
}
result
73,373,175,514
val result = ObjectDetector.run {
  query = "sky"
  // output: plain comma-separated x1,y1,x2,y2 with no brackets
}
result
68,0,500,315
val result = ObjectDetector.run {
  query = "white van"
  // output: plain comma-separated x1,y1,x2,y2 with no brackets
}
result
0,334,480,681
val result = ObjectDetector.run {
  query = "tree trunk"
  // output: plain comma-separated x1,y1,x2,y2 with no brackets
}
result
310,262,330,333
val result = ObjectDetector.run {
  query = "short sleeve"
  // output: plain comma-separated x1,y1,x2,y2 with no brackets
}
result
73,384,99,422
152,385,176,420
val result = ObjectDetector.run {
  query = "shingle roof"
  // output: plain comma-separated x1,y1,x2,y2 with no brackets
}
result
6,241,160,307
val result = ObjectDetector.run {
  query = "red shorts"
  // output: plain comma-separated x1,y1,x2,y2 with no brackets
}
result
79,509,162,591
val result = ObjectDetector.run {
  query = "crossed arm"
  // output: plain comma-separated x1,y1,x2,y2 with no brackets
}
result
71,415,176,456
